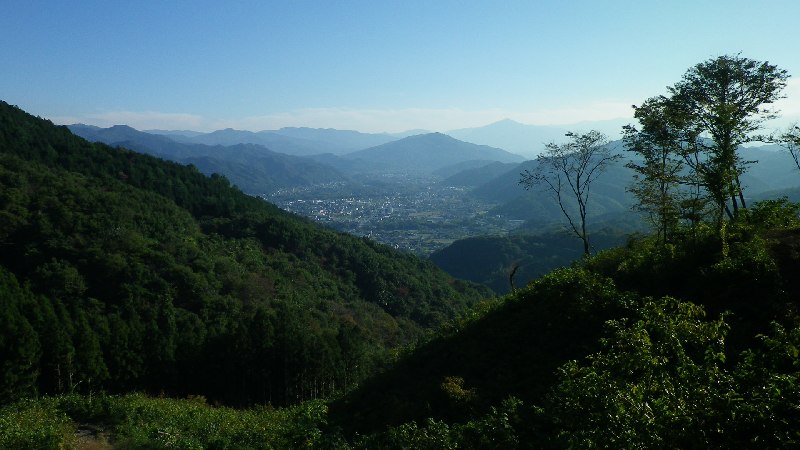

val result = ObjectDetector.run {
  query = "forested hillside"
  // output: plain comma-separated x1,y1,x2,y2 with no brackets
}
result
7,207,800,448
0,101,490,407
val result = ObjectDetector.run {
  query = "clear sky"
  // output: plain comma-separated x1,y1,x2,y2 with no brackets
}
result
3,0,800,134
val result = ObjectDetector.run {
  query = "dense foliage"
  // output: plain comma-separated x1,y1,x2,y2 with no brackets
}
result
0,101,490,407
625,55,789,227
329,268,638,434
330,212,800,446
329,108,800,442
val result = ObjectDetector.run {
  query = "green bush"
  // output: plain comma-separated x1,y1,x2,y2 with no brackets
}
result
61,393,330,449
0,399,76,449
746,198,800,230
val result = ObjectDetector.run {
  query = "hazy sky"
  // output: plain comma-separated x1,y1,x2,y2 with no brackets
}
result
4,0,800,133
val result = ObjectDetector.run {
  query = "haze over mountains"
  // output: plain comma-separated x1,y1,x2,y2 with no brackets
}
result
69,123,530,190
447,119,572,157
67,124,349,194
157,127,398,156
69,120,800,239
140,117,629,158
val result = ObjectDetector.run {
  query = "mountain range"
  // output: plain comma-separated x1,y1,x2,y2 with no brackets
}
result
70,124,532,190
150,126,399,155
445,142,800,224
67,124,348,194
141,117,632,159
68,121,800,233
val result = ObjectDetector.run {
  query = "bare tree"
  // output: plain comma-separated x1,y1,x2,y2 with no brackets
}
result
520,131,621,256
508,263,520,292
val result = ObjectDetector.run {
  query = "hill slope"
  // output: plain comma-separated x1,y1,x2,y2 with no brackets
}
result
331,213,800,445
439,160,519,186
429,230,628,294
330,268,635,433
0,101,490,406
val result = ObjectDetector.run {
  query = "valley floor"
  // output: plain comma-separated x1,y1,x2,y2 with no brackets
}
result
267,175,522,255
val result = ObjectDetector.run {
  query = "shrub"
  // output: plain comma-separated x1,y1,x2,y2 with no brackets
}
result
0,399,76,449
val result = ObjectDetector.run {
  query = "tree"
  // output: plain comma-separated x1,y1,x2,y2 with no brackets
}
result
520,131,620,256
778,125,800,173
623,97,687,244
549,297,734,448
666,55,789,221
0,270,41,402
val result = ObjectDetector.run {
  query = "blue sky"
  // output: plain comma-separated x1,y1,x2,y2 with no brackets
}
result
3,0,800,133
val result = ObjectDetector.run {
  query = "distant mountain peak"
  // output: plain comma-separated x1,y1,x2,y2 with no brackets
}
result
402,132,457,144
492,118,524,125
70,123,101,130
108,124,137,131
280,126,351,132
446,120,572,157
344,132,524,173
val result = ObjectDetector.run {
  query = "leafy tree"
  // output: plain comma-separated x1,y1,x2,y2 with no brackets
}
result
747,197,800,229
520,131,621,256
665,55,789,221
548,297,734,448
623,97,687,243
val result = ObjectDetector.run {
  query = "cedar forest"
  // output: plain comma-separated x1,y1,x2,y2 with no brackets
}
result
3,55,800,448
